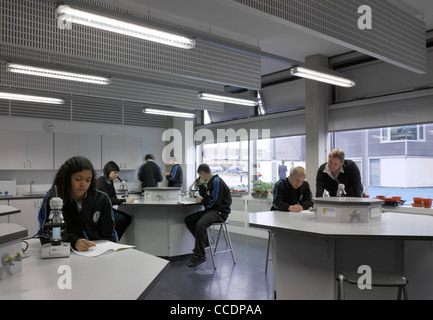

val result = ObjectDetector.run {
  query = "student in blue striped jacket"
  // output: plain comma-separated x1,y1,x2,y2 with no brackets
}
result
184,164,232,268
164,157,183,187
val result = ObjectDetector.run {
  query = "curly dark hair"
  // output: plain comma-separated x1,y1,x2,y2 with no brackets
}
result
50,156,97,204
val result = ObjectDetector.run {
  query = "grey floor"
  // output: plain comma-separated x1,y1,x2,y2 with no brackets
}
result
145,233,274,300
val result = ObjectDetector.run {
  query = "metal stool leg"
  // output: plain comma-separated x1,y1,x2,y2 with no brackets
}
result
207,226,216,270
206,222,236,270
223,222,236,264
265,230,272,274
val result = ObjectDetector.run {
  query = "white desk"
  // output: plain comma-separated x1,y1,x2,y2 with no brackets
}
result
249,211,433,300
0,205,20,217
0,239,168,300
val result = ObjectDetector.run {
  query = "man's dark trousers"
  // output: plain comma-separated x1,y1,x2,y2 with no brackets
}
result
185,209,226,257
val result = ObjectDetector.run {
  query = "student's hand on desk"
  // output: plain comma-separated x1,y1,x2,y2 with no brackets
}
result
76,239,96,252
197,196,203,203
289,204,303,212
125,197,134,203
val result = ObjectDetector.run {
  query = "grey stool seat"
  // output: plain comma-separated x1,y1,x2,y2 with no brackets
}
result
206,221,236,270
336,271,408,300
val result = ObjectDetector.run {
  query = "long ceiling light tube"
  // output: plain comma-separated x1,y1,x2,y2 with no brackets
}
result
6,63,111,85
0,92,65,104
196,37,356,88
290,66,356,88
198,92,258,107
56,5,195,49
143,108,196,119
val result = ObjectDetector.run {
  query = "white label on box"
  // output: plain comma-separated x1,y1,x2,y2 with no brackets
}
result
370,207,381,219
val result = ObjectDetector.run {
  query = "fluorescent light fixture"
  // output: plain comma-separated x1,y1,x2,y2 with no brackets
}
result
290,66,356,88
0,92,65,104
56,5,195,49
143,108,196,118
198,92,258,107
6,63,111,85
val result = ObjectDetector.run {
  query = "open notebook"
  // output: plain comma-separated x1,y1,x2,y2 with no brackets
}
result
72,240,135,258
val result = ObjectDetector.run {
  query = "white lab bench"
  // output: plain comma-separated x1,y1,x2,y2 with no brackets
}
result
249,210,433,300
0,239,168,300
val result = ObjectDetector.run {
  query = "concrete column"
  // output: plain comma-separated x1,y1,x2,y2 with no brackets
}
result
305,55,330,195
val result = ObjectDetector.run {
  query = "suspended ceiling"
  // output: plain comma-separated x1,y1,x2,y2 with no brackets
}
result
97,0,432,76
0,0,431,126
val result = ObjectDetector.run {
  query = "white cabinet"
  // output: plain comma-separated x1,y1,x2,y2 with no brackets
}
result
102,136,142,170
8,199,43,237
79,134,102,170
0,130,53,170
54,133,78,170
54,133,102,170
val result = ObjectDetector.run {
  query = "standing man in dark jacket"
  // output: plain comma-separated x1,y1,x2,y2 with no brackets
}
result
164,157,183,187
271,166,313,212
137,154,163,191
316,149,364,197
185,164,232,268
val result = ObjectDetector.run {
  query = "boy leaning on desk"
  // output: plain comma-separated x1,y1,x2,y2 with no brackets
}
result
271,166,313,212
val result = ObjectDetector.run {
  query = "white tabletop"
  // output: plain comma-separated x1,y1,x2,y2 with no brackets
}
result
125,199,201,206
0,205,20,216
0,239,169,300
249,211,433,240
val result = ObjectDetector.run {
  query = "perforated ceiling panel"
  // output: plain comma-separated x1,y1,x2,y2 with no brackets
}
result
0,0,261,88
0,0,262,127
230,0,426,74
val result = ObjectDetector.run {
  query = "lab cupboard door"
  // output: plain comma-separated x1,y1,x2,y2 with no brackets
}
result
0,130,53,170
8,199,43,237
54,133,102,170
102,136,142,170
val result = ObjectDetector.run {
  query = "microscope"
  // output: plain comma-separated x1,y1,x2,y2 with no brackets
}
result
41,194,70,259
337,184,347,197
117,177,130,198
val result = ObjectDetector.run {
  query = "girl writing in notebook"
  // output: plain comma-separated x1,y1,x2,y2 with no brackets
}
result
38,156,118,251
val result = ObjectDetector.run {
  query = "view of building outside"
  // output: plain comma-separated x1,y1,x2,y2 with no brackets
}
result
199,123,433,203
333,123,433,202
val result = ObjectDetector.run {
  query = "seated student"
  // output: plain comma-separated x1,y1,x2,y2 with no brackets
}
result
271,166,313,212
184,164,232,268
38,156,118,252
316,149,363,197
97,161,133,240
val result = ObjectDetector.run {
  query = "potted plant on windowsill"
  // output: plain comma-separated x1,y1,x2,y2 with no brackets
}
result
230,184,248,197
251,180,274,198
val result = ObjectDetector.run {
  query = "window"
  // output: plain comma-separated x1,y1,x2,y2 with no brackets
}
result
256,136,306,182
381,125,425,142
202,140,249,191
333,123,433,202
199,135,306,192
